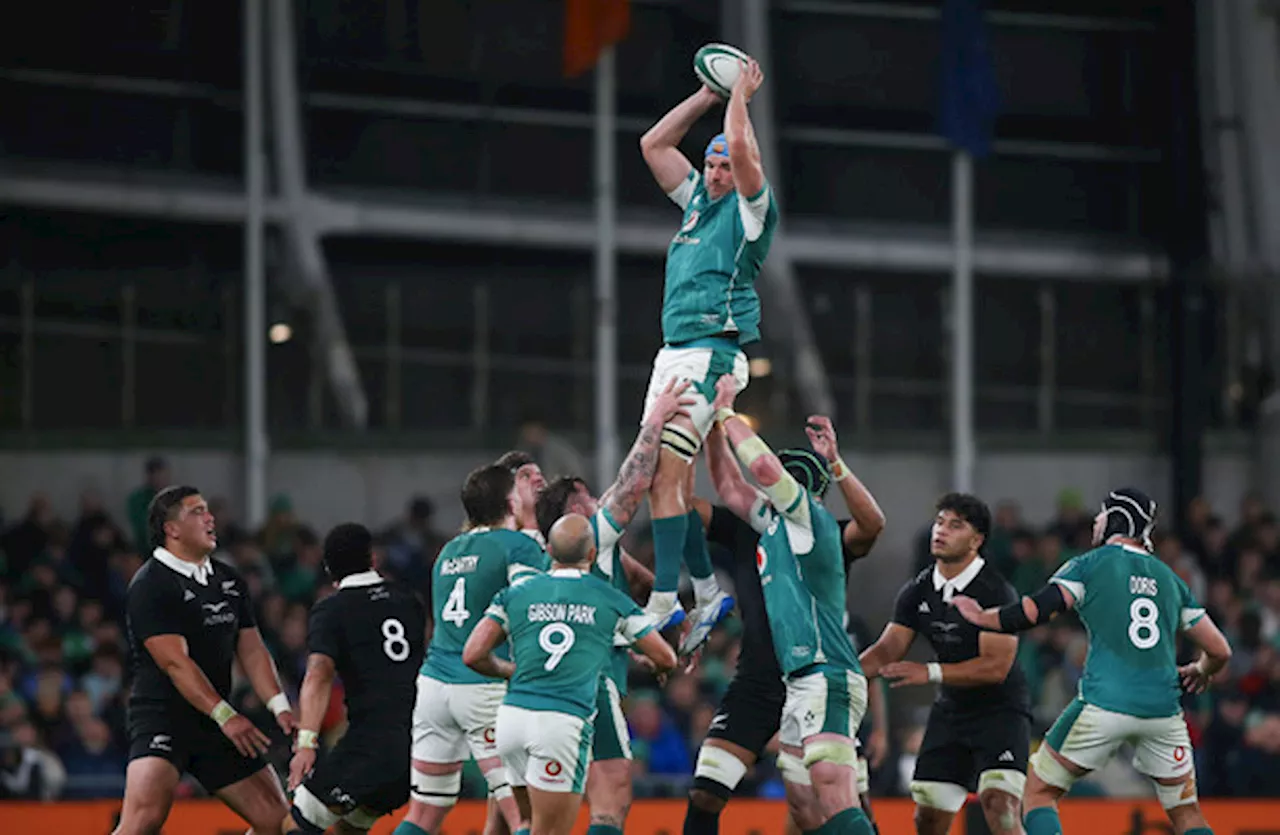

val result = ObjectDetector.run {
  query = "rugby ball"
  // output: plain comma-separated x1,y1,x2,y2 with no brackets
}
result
694,43,750,98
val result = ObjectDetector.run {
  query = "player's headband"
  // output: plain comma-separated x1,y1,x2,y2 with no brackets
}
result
705,133,729,160
778,449,831,498
1100,487,1157,549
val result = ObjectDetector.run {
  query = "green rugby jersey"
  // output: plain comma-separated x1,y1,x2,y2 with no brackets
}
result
421,527,549,685
485,569,655,720
1050,543,1206,718
662,171,779,347
750,493,861,677
586,507,633,694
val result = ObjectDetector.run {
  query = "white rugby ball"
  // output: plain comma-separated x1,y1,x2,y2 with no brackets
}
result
694,43,750,98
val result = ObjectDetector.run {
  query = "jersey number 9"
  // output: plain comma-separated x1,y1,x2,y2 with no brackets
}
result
538,623,576,671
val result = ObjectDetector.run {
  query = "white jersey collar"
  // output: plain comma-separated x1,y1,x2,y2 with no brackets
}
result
153,547,214,586
932,556,985,602
337,570,384,589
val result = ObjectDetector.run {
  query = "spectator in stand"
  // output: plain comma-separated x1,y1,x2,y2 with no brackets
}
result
379,496,446,596
1,495,59,584
125,456,170,552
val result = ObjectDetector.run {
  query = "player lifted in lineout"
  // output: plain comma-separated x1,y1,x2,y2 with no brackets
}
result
952,488,1233,835
638,56,779,651
705,376,873,835
464,514,677,835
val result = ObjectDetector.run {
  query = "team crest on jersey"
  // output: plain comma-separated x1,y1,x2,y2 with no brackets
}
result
680,210,700,232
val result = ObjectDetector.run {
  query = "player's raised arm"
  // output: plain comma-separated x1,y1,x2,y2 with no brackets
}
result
235,625,295,734
287,651,336,790
805,415,885,559
724,59,766,201
705,421,761,522
640,87,722,195
602,379,695,528
709,374,806,523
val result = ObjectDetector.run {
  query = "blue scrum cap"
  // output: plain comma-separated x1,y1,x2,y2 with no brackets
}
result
705,133,729,159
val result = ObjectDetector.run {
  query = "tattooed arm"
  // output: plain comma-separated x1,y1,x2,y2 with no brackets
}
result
602,379,694,528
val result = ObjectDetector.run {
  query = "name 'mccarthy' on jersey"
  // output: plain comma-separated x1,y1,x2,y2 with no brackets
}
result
422,527,549,685
750,493,861,676
307,571,426,743
585,507,634,694
1050,543,1207,719
661,170,779,347
484,569,656,720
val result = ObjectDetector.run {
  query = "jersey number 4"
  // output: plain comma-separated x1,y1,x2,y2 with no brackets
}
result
442,578,471,628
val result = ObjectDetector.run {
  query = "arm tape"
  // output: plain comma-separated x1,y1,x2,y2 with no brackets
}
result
996,585,1067,633
730,434,803,515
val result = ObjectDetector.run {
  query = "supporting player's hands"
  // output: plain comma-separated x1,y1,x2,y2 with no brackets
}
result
645,378,696,428
950,594,985,626
805,415,841,462
733,58,764,103
288,746,317,792
220,713,273,758
712,374,739,412
881,661,930,688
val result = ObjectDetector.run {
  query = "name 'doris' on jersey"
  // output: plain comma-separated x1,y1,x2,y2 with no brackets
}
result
439,555,480,575
527,603,597,625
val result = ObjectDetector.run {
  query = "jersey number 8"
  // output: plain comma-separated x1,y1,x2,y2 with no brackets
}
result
538,623,576,671
382,618,411,662
1128,597,1160,650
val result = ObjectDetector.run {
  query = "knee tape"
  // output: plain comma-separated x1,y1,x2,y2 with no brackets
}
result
978,769,1027,800
661,424,701,461
776,751,811,786
803,739,858,769
694,745,749,793
484,765,513,801
1154,776,1198,810
1030,745,1079,792
909,780,968,813
412,769,461,807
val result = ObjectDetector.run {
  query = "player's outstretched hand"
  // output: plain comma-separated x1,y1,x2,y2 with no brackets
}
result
805,415,840,462
712,374,739,412
275,708,297,736
1178,662,1212,695
646,379,695,427
734,58,764,103
288,747,317,792
950,594,984,625
881,661,929,688
221,713,272,758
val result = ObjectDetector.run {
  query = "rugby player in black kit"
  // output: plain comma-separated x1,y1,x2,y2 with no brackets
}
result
683,416,887,835
859,494,1030,835
285,523,427,834
118,486,294,835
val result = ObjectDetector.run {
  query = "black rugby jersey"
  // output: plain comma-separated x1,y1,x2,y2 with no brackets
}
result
307,570,426,743
126,550,255,724
891,556,1031,717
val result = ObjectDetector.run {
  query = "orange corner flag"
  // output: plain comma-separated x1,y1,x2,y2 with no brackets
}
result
564,0,631,78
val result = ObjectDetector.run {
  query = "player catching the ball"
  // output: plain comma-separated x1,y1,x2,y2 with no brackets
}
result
638,54,779,653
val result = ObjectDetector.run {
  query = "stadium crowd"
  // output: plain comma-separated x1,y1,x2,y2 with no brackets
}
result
1,457,1277,801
